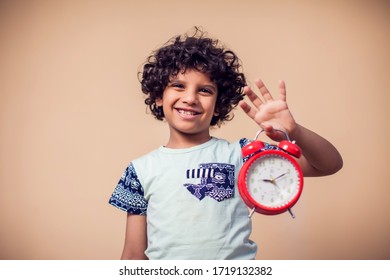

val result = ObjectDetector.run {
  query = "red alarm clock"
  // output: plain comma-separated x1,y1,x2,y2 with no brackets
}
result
238,130,304,218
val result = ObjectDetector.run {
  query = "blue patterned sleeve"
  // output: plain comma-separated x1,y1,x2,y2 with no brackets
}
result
239,137,280,162
108,162,147,215
239,138,251,149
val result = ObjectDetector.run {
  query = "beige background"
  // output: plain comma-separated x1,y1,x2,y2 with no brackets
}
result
0,0,389,260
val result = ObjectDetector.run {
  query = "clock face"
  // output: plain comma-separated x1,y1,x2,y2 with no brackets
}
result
246,152,302,209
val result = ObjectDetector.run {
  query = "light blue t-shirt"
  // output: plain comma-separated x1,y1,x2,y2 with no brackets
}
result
109,137,257,259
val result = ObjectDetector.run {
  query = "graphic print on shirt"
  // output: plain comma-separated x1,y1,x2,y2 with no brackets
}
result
184,163,235,202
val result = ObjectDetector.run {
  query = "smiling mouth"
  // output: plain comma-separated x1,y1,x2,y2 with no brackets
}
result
176,109,200,116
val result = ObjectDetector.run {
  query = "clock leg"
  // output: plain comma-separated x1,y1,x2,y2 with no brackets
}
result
249,207,256,218
288,208,296,219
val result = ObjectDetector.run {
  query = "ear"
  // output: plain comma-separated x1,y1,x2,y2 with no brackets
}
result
156,98,163,107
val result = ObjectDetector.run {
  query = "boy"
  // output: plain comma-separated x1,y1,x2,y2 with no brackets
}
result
108,29,343,259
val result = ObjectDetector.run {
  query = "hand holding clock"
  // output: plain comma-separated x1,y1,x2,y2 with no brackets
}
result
237,78,343,217
239,78,343,177
239,79,296,142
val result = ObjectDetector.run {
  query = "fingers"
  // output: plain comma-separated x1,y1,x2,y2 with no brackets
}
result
241,78,287,118
278,80,287,101
241,78,291,142
239,100,257,120
243,86,263,108
244,79,286,108
254,79,273,102
261,122,287,141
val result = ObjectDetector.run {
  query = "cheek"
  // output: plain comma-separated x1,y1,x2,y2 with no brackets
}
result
206,101,217,117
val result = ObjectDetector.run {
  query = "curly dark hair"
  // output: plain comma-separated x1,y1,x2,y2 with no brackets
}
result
139,28,246,127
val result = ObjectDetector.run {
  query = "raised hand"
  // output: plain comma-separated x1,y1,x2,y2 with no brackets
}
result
239,79,297,142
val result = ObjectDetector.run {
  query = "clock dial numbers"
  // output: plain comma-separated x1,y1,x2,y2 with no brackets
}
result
246,154,300,208
238,142,304,218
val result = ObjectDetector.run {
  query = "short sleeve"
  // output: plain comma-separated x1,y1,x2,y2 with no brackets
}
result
239,138,251,149
108,162,147,215
239,138,280,162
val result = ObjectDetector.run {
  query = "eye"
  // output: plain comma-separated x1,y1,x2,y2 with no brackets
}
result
199,87,214,95
169,82,184,89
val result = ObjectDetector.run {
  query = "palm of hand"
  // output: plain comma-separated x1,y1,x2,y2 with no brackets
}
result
239,79,297,142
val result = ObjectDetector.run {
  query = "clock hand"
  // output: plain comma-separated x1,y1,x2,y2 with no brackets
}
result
261,177,281,191
262,174,285,184
264,175,281,184
273,173,286,181
261,178,274,183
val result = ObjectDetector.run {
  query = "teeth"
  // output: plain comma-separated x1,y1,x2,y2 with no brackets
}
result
178,109,196,115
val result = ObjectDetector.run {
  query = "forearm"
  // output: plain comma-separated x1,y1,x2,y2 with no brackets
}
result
121,213,148,260
290,124,343,177
121,249,148,260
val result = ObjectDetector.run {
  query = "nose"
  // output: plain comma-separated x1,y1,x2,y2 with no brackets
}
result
182,89,198,104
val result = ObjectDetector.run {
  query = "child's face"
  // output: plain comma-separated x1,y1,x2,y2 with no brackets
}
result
156,69,218,141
